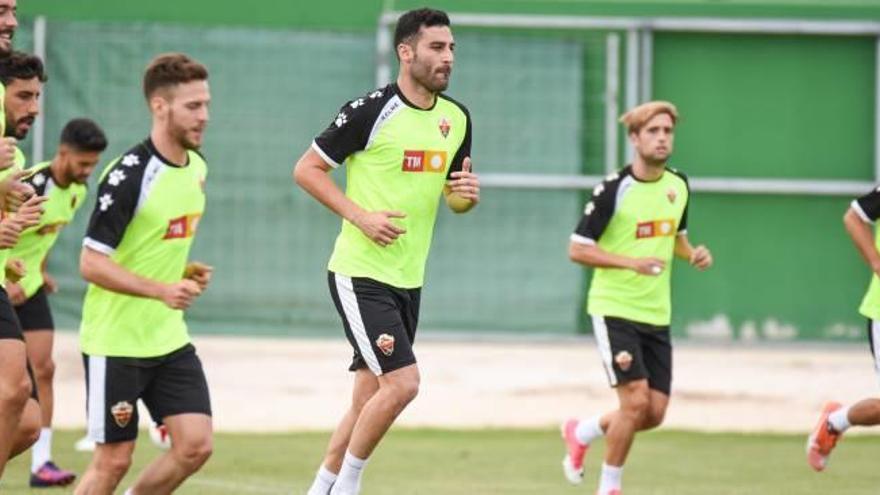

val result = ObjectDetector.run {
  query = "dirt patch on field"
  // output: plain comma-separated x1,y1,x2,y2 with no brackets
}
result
50,332,877,433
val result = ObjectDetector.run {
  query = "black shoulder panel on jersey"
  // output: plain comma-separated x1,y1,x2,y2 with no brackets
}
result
313,84,398,166
573,169,629,243
83,141,152,252
666,166,690,233
439,93,472,179
22,163,53,196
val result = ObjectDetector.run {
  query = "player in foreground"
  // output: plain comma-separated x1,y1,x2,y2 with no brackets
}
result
561,101,713,495
294,8,479,495
74,53,213,495
807,189,880,471
7,118,107,486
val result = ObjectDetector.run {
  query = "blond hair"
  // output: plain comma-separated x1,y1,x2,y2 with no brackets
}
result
619,101,678,134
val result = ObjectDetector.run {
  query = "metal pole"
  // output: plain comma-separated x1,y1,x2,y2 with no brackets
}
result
32,16,47,165
640,29,653,102
605,33,620,173
875,35,880,184
375,13,393,87
625,28,640,164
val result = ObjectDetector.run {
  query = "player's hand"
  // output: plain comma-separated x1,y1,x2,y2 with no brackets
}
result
630,257,666,276
183,261,213,291
446,157,480,203
0,137,17,170
0,218,22,249
4,280,25,305
690,245,713,271
11,195,46,229
42,272,58,293
158,279,203,310
0,170,35,212
4,258,25,285
352,210,406,247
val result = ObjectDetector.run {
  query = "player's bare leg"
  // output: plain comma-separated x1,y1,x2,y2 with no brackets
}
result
0,339,33,477
128,413,212,494
74,441,136,495
307,369,379,495
9,397,40,457
325,369,379,471
329,364,420,495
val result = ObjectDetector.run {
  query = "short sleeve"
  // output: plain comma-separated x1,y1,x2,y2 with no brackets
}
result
853,186,880,223
312,91,388,168
446,106,472,179
571,178,620,245
83,159,142,255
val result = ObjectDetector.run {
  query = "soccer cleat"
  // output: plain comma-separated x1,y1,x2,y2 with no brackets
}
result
561,418,589,484
806,401,843,472
30,461,76,487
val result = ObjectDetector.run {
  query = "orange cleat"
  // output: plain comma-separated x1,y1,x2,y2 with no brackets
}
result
807,401,844,472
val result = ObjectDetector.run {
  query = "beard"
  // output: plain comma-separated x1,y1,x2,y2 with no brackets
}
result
411,56,450,93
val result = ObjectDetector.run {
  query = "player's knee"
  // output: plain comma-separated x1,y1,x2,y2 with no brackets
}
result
34,358,55,383
96,451,133,479
174,437,213,472
621,393,651,422
643,407,666,430
18,406,41,448
395,377,420,405
0,373,32,410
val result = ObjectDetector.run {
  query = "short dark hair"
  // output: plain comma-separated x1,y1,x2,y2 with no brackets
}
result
142,52,208,100
393,8,451,48
0,51,48,86
60,118,108,153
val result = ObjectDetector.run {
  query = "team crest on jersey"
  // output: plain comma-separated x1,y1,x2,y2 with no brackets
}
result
614,351,633,372
666,188,677,204
163,213,202,240
71,195,78,209
376,333,395,356
110,401,134,428
636,219,675,239
402,150,447,173
438,117,451,138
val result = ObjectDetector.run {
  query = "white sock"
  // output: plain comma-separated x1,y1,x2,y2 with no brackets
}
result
828,405,852,433
30,427,52,473
575,415,604,445
598,462,623,494
329,451,367,495
306,465,338,495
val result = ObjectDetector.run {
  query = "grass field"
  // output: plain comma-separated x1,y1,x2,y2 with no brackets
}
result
1,429,877,494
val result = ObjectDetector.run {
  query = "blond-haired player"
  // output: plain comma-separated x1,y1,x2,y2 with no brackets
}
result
560,101,713,495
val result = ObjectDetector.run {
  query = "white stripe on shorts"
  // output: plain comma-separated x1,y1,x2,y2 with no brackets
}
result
591,315,618,386
871,320,880,385
86,355,107,443
334,274,383,376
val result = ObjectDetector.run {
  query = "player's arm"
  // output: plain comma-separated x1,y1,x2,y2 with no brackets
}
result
443,112,477,213
845,192,880,275
674,234,712,270
80,247,200,309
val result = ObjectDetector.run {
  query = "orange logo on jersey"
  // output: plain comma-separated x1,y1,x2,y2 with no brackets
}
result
636,219,676,239
163,214,202,240
401,150,447,173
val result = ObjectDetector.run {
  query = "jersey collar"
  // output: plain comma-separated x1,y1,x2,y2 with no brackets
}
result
393,83,438,112
144,138,190,168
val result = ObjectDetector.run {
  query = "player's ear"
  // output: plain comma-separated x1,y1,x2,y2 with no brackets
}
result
397,42,414,64
148,93,167,116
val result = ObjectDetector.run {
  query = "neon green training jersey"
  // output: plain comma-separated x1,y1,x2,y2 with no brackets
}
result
571,166,690,326
850,187,880,320
80,139,207,358
9,162,87,298
0,147,26,285
313,83,472,289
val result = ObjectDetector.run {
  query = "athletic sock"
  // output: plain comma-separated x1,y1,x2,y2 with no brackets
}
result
828,405,852,433
306,465,338,495
598,462,623,494
31,427,52,473
329,451,366,495
575,415,604,445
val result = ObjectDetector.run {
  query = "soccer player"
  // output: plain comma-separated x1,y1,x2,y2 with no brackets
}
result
806,191,880,471
294,8,479,495
74,53,213,495
0,4,52,477
6,118,107,487
560,101,713,495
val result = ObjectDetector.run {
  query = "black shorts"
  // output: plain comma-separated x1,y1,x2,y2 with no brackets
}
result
83,344,211,444
591,315,672,395
0,287,23,341
328,271,420,376
15,286,54,332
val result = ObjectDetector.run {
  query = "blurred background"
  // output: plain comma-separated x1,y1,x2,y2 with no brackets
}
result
13,0,880,342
